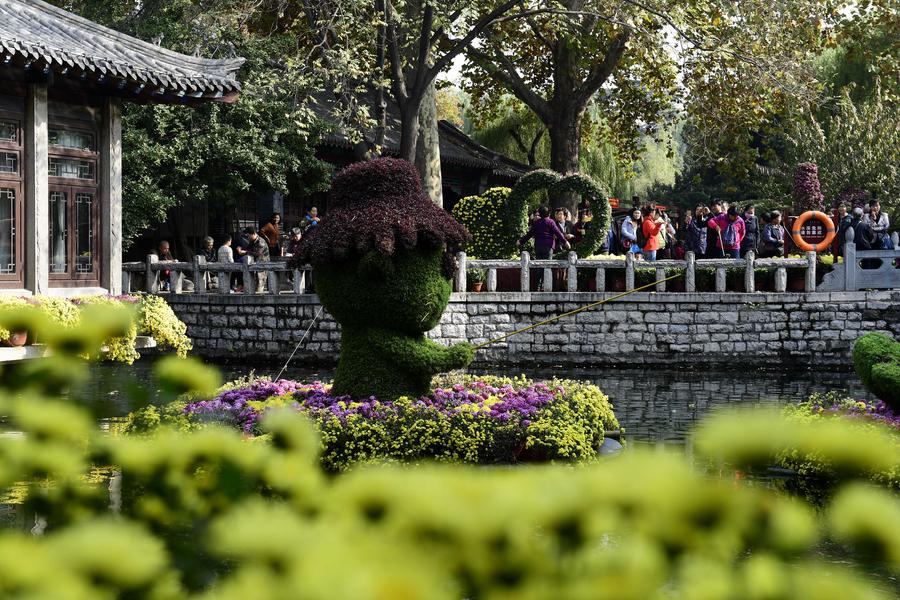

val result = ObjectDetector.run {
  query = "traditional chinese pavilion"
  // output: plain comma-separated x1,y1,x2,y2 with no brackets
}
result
0,0,242,295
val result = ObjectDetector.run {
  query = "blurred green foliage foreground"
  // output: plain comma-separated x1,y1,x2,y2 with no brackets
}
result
0,307,899,599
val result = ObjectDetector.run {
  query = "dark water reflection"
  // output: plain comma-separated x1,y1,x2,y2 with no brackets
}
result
73,359,873,446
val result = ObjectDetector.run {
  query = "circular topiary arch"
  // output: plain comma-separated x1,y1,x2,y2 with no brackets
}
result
506,169,611,256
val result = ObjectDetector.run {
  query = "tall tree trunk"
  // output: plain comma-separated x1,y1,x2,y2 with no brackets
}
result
415,81,443,206
547,109,583,213
399,104,419,163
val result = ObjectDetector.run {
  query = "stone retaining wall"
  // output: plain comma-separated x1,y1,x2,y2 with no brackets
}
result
167,291,900,369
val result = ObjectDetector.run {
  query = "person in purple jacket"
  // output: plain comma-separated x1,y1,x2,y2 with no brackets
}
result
517,205,571,291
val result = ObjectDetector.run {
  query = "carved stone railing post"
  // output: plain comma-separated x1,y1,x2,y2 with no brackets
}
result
193,255,206,294
844,230,857,291
715,266,726,293
218,268,229,294
293,269,305,294
805,251,816,292
169,266,182,294
122,270,131,294
744,251,755,293
520,251,530,292
595,266,605,292
775,267,787,292
655,267,666,292
242,260,253,295
625,253,635,291
486,268,498,292
567,252,578,292
542,266,553,291
146,254,158,293
267,269,279,295
456,252,466,292
685,252,696,292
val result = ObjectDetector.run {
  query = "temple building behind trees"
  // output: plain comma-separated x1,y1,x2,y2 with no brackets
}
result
0,0,242,295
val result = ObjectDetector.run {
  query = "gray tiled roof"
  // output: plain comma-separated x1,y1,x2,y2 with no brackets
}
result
0,0,243,103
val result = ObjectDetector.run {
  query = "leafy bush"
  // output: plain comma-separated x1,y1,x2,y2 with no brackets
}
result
1,333,900,597
132,374,620,471
137,294,192,357
451,187,516,259
0,294,191,363
766,392,899,506
793,162,825,210
853,332,900,410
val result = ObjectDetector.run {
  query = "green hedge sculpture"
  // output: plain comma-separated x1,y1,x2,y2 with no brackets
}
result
506,169,612,257
297,158,474,399
852,332,900,411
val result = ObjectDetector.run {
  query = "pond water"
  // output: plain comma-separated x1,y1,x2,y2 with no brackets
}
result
73,358,873,446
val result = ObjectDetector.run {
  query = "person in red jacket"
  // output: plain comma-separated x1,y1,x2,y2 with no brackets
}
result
641,206,666,261
707,206,746,259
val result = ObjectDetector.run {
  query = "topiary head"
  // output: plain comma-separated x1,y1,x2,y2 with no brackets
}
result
298,159,470,334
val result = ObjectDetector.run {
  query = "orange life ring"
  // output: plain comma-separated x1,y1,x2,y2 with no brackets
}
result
791,210,836,252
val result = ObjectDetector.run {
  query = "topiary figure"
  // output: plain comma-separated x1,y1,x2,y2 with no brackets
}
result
853,333,900,411
297,158,474,400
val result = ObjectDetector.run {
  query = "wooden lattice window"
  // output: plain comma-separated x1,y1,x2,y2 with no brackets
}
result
48,121,100,285
0,113,23,288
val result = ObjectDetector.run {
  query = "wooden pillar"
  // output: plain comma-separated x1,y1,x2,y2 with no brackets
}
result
24,83,49,295
101,97,123,294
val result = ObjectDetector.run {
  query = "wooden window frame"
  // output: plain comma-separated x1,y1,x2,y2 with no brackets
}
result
0,110,24,288
47,184,100,286
48,118,100,287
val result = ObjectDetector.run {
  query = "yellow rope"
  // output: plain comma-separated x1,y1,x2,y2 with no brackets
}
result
474,273,683,351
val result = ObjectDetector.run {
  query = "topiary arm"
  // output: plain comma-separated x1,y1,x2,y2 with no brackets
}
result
368,329,474,374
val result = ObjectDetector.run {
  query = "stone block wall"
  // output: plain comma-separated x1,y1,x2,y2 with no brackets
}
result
166,290,900,369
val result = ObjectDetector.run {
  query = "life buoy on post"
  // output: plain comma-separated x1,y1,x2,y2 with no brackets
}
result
791,210,836,252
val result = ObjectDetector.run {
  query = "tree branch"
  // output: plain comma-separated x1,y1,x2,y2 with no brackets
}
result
465,45,551,122
413,4,435,93
575,29,631,106
426,0,524,84
383,0,408,108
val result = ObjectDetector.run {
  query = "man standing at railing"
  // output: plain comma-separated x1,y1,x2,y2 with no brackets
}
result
517,206,570,291
243,226,270,293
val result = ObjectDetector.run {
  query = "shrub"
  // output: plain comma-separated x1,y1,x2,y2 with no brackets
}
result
451,187,516,259
775,392,900,492
0,294,191,363
137,294,192,357
853,332,900,410
129,375,621,471
792,162,825,211
4,309,900,599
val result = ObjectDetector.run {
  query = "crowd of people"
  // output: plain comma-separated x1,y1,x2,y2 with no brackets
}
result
517,196,893,264
152,207,319,293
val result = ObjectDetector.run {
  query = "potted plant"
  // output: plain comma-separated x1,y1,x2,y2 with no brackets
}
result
467,268,486,292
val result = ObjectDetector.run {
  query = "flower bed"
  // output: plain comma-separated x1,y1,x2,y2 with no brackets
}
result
777,392,900,490
127,374,621,471
0,294,190,363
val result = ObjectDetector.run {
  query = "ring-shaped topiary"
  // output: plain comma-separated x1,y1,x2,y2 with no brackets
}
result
296,158,474,400
505,169,611,257
853,332,900,411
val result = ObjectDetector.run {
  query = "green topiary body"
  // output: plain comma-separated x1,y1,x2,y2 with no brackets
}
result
316,248,472,399
297,158,474,399
853,333,900,411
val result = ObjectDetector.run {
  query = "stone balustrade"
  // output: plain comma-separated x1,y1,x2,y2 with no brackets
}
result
123,250,820,296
